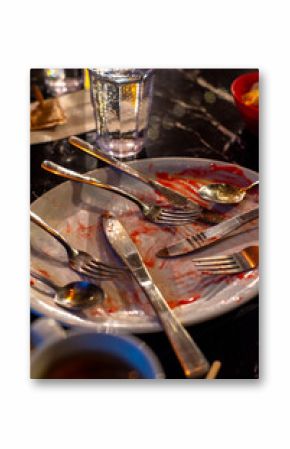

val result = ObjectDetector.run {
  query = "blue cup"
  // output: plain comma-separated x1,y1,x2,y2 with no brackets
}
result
31,318,165,379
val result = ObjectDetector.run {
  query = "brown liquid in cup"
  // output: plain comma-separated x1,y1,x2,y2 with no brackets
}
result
43,351,143,379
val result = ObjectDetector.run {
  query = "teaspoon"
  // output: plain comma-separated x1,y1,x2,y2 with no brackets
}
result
30,270,105,310
198,180,259,204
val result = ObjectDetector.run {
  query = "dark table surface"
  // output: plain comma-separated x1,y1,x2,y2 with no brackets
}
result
30,68,259,379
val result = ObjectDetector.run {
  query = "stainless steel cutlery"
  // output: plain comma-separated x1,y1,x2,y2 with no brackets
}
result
192,245,259,275
156,207,259,257
68,135,203,211
102,212,210,379
41,160,201,226
31,211,125,280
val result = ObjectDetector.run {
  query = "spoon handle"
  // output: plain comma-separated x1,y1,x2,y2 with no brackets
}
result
41,160,146,209
30,269,58,292
246,180,259,191
30,211,77,259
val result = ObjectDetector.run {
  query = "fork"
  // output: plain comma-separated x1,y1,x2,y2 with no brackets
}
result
30,211,126,280
41,161,201,226
192,245,259,275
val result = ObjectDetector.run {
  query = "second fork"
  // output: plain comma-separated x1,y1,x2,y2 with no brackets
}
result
192,245,259,275
31,211,126,280
41,161,201,226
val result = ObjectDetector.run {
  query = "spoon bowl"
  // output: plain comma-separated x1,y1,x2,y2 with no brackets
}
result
198,180,259,204
54,281,105,310
31,271,105,311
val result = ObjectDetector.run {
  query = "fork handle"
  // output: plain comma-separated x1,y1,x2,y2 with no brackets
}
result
41,160,145,210
68,136,152,185
30,211,77,259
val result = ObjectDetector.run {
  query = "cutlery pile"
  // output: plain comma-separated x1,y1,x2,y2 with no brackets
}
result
31,135,259,379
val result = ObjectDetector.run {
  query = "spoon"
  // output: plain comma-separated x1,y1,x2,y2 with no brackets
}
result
198,180,259,204
30,270,105,311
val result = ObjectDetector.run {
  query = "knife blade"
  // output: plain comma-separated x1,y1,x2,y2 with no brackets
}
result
156,207,259,258
69,136,201,210
102,212,210,378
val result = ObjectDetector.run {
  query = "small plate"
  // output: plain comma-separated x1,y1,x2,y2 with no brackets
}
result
30,157,259,333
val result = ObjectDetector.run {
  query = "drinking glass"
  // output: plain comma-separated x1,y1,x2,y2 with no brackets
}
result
89,69,154,159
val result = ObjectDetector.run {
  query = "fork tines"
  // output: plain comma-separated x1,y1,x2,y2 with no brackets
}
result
78,260,126,280
156,206,202,225
192,247,258,275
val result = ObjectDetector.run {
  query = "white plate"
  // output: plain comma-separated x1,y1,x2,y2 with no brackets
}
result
30,157,259,333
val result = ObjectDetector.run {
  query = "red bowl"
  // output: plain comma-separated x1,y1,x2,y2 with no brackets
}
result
231,71,259,134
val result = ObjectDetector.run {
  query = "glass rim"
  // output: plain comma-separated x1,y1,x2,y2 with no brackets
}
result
89,68,154,84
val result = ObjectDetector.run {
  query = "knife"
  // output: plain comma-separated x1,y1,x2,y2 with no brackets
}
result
102,213,210,379
156,207,259,258
69,136,201,211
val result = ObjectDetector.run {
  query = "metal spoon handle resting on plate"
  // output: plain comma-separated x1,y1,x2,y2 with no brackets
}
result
30,270,104,310
198,180,259,204
68,135,200,209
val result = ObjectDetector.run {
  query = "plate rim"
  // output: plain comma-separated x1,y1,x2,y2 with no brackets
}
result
31,156,259,333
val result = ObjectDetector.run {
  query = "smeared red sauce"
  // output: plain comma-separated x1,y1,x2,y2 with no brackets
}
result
236,271,257,280
144,257,155,268
131,291,144,307
158,259,169,270
176,163,250,182
30,278,35,286
129,222,160,244
158,178,208,206
37,268,50,278
156,163,254,198
103,295,120,314
130,230,141,244
209,163,246,178
106,306,119,314
65,221,72,234
77,221,95,239
156,172,202,189
168,293,201,309
89,309,103,317
173,270,199,282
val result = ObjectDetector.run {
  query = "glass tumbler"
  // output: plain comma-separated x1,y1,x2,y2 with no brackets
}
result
89,69,154,159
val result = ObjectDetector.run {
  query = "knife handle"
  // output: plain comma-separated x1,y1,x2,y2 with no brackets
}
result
139,280,210,378
68,136,151,184
205,206,259,240
237,207,259,224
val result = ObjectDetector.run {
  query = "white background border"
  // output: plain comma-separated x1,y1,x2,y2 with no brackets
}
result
0,1,288,448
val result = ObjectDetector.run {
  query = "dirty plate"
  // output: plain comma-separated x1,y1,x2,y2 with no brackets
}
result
30,157,259,333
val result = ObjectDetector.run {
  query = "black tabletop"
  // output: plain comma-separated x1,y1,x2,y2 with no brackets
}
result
30,68,259,379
